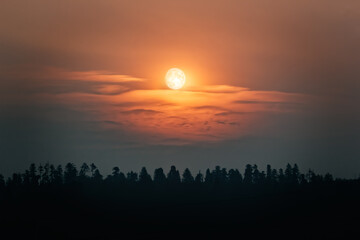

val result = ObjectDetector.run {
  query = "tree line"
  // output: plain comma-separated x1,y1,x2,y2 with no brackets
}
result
1,162,359,239
1,162,343,189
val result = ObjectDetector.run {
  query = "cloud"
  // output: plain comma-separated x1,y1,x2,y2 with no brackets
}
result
0,67,307,145
186,85,248,93
233,100,302,106
103,120,122,126
1,66,147,97
215,111,249,116
44,76,306,144
192,105,228,111
61,71,145,83
120,109,163,115
235,100,284,104
0,0,359,178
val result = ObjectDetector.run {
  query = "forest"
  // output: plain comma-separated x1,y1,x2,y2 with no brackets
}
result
1,163,359,239
0,162,343,187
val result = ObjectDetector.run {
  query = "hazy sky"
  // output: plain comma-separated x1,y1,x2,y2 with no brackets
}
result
1,0,359,177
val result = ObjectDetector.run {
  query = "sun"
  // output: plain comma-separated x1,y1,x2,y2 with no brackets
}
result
165,68,186,90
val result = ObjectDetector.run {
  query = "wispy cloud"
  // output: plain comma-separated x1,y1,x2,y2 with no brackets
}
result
120,109,163,115
215,111,250,116
1,67,307,145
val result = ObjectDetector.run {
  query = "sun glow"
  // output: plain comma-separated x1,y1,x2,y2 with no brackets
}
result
165,68,186,90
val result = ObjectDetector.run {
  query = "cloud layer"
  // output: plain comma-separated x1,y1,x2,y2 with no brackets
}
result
1,0,359,177
2,67,307,145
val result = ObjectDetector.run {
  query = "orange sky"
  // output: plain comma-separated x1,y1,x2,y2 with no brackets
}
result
0,0,359,177
0,66,309,145
1,0,359,92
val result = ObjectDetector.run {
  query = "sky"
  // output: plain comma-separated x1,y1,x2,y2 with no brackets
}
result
1,0,360,177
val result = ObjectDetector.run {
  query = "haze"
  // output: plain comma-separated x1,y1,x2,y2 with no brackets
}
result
0,0,359,177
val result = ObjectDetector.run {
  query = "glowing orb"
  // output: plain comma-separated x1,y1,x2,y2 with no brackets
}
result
165,68,186,90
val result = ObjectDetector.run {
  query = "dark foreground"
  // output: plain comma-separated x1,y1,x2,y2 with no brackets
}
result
1,183,360,240
0,163,359,239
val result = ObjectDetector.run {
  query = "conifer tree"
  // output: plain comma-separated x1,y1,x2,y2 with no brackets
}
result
139,167,152,184
182,168,194,184
167,166,181,184
154,168,166,184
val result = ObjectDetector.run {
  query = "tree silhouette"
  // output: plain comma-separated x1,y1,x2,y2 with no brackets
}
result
23,170,30,185
324,173,334,182
204,169,211,184
112,167,120,176
0,174,5,190
167,166,180,184
285,163,292,184
228,169,242,185
90,163,97,177
64,163,78,184
8,173,22,187
211,166,229,184
0,162,350,190
127,171,138,183
93,169,103,183
79,163,90,178
38,164,44,183
182,168,194,184
292,164,300,185
154,168,166,184
266,165,272,183
107,167,126,184
195,171,204,184
87,163,103,183
244,164,253,184
52,165,63,185
307,170,323,184
0,162,358,240
271,169,278,183
40,163,50,185
212,166,222,184
278,168,285,184
221,168,228,183
139,167,152,184
29,163,39,186
299,174,307,185
79,163,90,184
259,171,266,184
253,164,260,184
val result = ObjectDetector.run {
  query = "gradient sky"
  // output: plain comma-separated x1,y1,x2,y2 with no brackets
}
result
1,0,359,177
